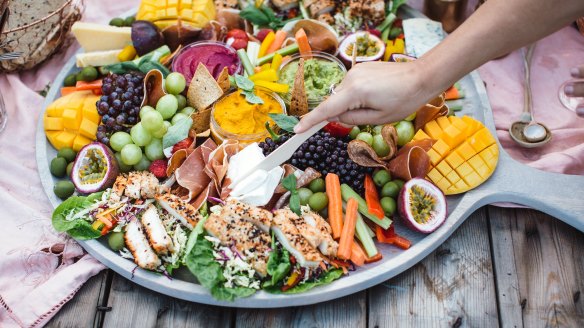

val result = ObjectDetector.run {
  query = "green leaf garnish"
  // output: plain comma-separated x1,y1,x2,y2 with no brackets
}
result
234,74,254,92
163,117,193,149
282,174,301,215
242,90,264,104
268,113,299,133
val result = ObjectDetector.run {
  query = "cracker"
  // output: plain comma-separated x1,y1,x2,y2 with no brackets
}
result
289,58,308,116
190,107,212,133
216,67,230,92
187,63,224,110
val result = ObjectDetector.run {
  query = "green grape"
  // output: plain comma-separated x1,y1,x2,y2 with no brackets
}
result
151,123,168,139
145,138,164,161
176,94,187,109
156,94,178,119
140,106,155,119
163,121,171,129
130,122,152,147
372,125,383,135
356,132,374,146
133,156,152,171
372,134,390,157
298,188,313,206
380,197,397,215
349,126,360,139
171,113,188,125
115,152,133,172
165,72,186,95
180,106,195,116
395,121,415,146
141,110,164,133
109,131,133,152
373,170,391,187
121,144,143,166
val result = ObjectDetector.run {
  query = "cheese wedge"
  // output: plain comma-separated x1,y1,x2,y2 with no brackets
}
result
76,49,122,68
72,22,132,52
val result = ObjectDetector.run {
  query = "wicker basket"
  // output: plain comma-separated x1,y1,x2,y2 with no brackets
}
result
0,0,84,72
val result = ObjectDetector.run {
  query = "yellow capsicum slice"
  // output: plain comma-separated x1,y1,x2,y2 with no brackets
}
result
254,80,290,93
250,69,279,82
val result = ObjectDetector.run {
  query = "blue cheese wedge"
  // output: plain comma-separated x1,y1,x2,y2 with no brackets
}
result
402,18,445,58
72,22,132,52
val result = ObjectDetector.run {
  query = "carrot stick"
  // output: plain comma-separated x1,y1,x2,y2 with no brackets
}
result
375,225,388,243
444,85,460,100
295,28,312,58
75,79,102,91
266,30,287,55
326,173,343,240
350,241,366,266
60,87,77,96
364,175,385,219
338,198,358,260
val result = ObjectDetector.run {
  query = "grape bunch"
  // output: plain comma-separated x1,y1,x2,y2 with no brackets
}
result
96,72,145,145
259,131,374,194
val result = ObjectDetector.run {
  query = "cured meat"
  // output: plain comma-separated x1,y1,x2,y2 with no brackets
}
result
388,145,431,181
414,93,449,131
204,139,241,198
175,139,217,202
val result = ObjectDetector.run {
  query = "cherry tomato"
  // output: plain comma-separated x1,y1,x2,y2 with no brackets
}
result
323,122,352,137
226,29,248,41
229,38,248,50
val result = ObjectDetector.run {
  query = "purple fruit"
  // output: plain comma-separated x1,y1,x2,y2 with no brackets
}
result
397,178,447,234
131,20,165,56
70,142,119,194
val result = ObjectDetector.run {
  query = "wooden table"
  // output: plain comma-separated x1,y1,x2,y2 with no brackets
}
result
46,207,584,327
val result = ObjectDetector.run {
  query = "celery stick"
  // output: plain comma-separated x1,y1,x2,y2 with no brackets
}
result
237,49,255,76
381,27,390,42
257,43,299,66
247,41,260,67
299,1,310,19
356,213,378,257
377,13,396,32
340,184,392,229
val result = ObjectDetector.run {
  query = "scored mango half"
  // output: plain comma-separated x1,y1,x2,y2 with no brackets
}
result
44,91,101,151
413,115,499,195
136,0,216,29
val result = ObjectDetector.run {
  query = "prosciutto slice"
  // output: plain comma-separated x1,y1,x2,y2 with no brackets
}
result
387,139,435,181
174,139,217,202
414,93,449,131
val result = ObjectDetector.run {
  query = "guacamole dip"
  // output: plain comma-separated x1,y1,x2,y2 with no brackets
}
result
279,58,345,100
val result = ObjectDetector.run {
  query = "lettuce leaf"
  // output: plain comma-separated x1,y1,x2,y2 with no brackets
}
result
265,268,344,294
263,235,291,288
185,234,257,301
51,192,103,240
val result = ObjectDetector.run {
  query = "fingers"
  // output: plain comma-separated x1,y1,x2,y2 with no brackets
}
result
337,108,389,126
564,81,584,97
571,65,584,78
294,88,357,133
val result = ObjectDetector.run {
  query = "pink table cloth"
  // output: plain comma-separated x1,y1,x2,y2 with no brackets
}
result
0,1,582,326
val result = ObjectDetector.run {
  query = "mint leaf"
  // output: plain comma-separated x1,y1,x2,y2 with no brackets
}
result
243,90,264,104
163,117,193,149
268,113,299,133
282,174,301,215
234,74,254,92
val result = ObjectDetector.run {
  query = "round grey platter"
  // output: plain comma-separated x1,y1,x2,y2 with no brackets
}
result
36,5,584,308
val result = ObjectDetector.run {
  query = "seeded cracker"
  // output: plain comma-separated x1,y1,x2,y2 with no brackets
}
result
289,58,309,117
216,67,231,92
187,63,224,132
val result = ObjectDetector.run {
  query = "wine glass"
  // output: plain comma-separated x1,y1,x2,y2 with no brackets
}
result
558,79,584,117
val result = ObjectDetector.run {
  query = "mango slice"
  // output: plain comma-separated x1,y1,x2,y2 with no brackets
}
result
44,91,100,151
413,115,499,195
136,0,216,29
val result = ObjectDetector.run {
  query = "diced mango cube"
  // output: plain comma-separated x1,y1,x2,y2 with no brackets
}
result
436,161,452,176
445,151,464,169
54,131,76,149
44,117,64,131
476,164,491,179
468,155,486,171
468,135,488,153
454,179,469,190
62,109,82,130
427,168,442,183
446,170,461,184
455,162,473,177
463,171,482,186
424,120,442,139
427,149,441,166
413,129,431,141
82,106,101,125
437,116,451,130
435,177,451,191
73,135,92,152
432,139,450,156
79,119,98,139
456,142,476,161
441,125,462,148
46,131,61,148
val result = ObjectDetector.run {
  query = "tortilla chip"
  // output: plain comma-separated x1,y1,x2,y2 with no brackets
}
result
289,58,308,117
187,63,224,111
190,107,212,133
216,67,231,92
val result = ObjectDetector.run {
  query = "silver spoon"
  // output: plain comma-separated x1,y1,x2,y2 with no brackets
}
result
509,44,552,148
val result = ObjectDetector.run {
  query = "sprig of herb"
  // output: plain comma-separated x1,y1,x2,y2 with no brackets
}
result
240,5,297,30
282,174,301,216
268,113,299,133
234,74,264,105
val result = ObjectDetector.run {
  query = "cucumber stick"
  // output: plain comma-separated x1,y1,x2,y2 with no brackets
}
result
340,184,392,229
257,43,299,66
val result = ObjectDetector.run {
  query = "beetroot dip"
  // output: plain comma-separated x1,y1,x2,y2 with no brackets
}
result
172,41,242,83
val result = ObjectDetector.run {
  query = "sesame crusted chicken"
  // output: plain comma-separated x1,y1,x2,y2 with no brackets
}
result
204,211,272,277
156,193,202,229
214,0,238,10
110,174,128,203
300,210,338,257
317,13,335,24
111,171,163,201
223,198,273,233
348,0,386,24
140,204,175,256
124,218,161,270
272,0,299,11
271,209,324,268
303,0,335,18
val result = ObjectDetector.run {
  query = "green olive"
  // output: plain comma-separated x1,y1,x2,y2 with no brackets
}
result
308,192,328,212
109,17,124,27
380,197,397,216
64,74,77,87
79,66,98,82
108,231,126,251
57,147,77,163
66,162,74,177
50,157,68,178
372,134,390,157
373,170,391,187
308,178,325,193
54,181,75,200
393,179,405,190
298,188,313,206
123,16,136,27
356,132,373,146
381,181,400,198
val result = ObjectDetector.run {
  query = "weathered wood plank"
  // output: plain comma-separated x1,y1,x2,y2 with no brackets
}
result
102,273,233,328
488,207,584,328
368,208,499,327
45,270,109,328
235,291,366,328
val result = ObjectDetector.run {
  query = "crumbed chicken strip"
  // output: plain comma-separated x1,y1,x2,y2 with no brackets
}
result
214,0,238,9
307,0,334,17
272,0,299,11
140,204,174,255
272,209,323,268
156,193,201,229
140,172,160,199
125,219,161,270
301,211,338,257
204,213,271,277
124,172,142,199
223,198,273,233
110,174,127,202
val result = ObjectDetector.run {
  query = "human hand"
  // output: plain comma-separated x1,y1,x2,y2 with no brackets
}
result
565,65,584,116
294,61,439,133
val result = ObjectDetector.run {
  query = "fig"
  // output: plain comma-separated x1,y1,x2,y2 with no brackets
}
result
71,142,119,194
131,20,165,56
398,178,447,234
161,22,201,52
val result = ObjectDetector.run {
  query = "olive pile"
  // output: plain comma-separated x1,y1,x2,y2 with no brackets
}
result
49,147,78,200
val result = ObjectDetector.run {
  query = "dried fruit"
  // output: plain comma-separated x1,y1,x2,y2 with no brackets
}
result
70,142,119,194
398,178,446,233
172,137,194,154
415,115,499,195
149,159,168,179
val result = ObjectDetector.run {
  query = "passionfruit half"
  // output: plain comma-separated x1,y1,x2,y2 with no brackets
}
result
398,178,447,234
71,142,119,194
